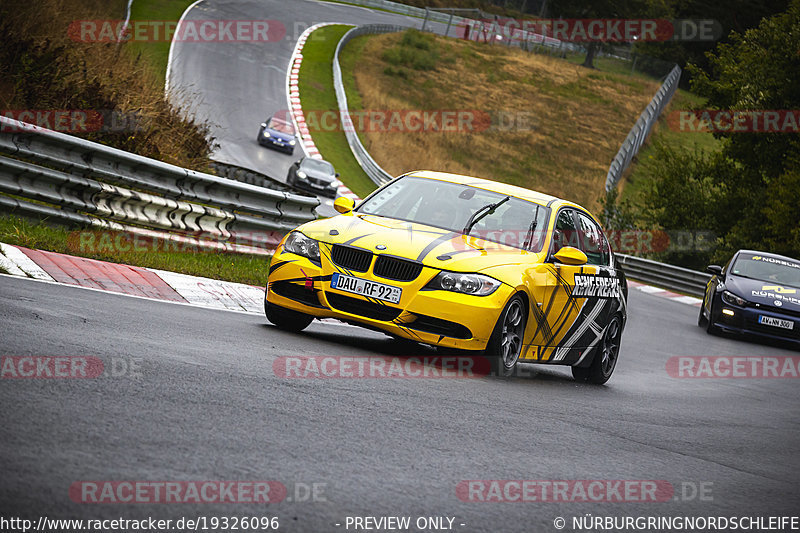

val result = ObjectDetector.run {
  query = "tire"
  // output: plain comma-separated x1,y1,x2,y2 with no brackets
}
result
572,314,622,385
485,294,527,377
698,300,709,327
705,299,720,335
265,300,313,332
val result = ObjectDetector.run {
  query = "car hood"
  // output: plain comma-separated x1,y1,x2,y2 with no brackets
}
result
301,168,335,182
726,275,800,311
299,213,540,272
266,129,293,141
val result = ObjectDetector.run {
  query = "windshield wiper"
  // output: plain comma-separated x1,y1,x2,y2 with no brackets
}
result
463,196,510,236
522,206,541,250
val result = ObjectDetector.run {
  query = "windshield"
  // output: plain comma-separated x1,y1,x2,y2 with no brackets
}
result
356,175,550,252
267,117,295,134
731,253,800,287
302,158,334,174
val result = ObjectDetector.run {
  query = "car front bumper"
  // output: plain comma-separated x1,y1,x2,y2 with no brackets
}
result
292,178,337,198
258,135,294,152
266,243,514,350
711,297,800,345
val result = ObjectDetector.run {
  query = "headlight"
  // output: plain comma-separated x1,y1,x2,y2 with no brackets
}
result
289,139,296,145
425,271,501,296
722,290,746,306
297,170,307,179
283,232,320,262
263,131,271,137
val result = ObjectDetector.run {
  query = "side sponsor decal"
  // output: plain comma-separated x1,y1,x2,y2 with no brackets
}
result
572,274,621,298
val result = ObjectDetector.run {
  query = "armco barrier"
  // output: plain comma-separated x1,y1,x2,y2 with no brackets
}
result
617,254,710,297
0,115,319,254
333,24,406,187
605,65,681,191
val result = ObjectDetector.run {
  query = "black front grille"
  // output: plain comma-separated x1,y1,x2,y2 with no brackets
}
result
408,314,472,339
270,281,324,308
374,255,423,282
326,293,401,321
751,304,800,320
331,245,372,272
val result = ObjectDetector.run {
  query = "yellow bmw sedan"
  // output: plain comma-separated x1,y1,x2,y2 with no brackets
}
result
265,171,628,383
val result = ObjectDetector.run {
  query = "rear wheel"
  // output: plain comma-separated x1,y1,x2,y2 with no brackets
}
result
572,314,622,385
265,300,313,332
485,294,527,377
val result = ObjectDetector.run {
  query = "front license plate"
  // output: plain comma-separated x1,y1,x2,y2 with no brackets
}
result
330,273,402,304
758,315,794,330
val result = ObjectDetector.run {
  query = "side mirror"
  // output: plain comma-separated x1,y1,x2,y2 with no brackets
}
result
333,196,356,214
707,265,723,276
552,246,588,266
260,122,267,128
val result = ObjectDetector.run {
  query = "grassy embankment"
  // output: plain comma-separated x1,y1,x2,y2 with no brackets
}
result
337,29,717,211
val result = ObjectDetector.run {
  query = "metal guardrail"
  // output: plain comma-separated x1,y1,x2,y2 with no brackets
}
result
605,65,681,191
0,115,319,254
336,0,579,52
617,254,710,297
333,24,403,187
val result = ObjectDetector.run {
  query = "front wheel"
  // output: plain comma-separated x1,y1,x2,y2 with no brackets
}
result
265,300,313,332
705,299,720,335
698,303,708,327
485,294,527,377
572,314,622,385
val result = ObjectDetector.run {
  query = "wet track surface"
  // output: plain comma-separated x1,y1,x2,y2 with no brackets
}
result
2,0,799,529
167,0,445,217
2,274,798,531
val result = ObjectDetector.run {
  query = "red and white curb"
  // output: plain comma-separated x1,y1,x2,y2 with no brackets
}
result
286,23,360,202
2,242,703,318
627,279,702,307
0,242,264,314
0,242,356,328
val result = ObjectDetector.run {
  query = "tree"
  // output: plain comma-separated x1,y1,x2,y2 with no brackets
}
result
636,1,800,266
547,0,650,68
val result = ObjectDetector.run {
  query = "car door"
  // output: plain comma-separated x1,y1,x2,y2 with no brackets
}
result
568,211,623,360
525,208,587,363
526,209,621,364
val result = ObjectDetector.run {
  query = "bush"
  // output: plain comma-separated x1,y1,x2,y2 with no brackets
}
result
380,29,440,71
0,0,214,171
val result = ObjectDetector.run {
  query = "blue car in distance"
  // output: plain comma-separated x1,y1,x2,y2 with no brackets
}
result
257,115,297,154
700,250,800,346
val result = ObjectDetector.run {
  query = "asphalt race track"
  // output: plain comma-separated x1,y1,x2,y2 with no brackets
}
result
3,0,800,531
1,274,799,531
167,0,445,217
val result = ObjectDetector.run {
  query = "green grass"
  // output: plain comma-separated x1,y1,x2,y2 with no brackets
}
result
298,25,377,199
621,89,722,203
565,54,662,81
0,215,271,286
128,0,195,86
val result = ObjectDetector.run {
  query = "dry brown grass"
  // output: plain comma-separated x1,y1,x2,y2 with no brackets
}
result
0,0,213,170
349,32,661,210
